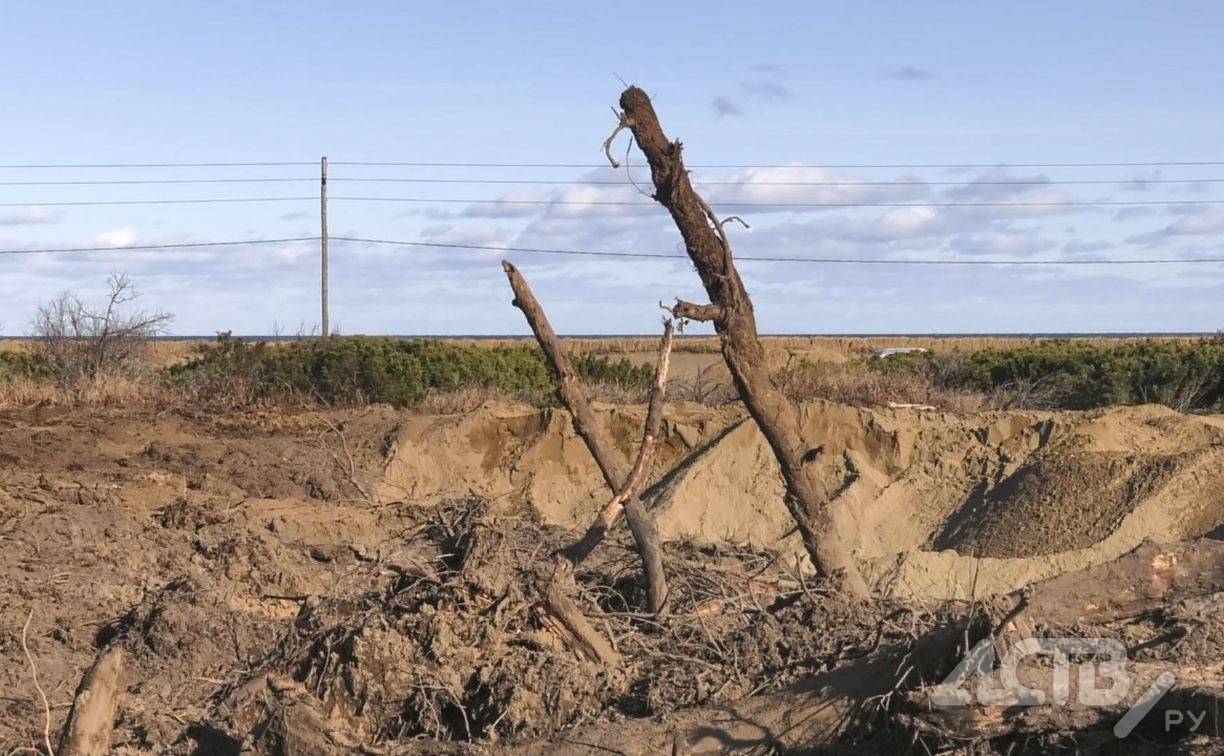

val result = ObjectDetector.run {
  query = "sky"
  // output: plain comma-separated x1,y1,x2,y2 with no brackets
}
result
3,1,1224,336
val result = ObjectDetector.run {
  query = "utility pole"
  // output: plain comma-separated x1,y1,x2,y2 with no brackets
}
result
320,156,329,338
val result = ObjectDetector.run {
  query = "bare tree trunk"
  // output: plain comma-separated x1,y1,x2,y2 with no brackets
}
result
502,261,670,613
614,86,868,596
59,646,123,756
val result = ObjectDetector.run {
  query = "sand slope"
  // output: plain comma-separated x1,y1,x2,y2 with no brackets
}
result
380,401,1224,600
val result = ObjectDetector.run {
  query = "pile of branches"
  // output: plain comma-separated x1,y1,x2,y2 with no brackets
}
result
211,498,914,750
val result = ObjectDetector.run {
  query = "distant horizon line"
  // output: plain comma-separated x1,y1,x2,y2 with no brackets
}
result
4,331,1217,341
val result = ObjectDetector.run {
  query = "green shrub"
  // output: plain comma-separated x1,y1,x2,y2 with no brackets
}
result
0,351,46,381
165,335,653,408
871,340,1224,411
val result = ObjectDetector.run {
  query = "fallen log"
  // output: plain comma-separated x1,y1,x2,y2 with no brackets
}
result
59,646,123,756
1011,539,1224,626
903,660,1224,744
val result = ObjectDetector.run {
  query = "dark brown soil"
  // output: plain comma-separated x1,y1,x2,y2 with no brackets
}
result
937,450,1180,557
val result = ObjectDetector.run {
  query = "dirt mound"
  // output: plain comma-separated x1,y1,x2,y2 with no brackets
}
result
3,403,1223,753
382,402,1224,600
0,406,408,751
223,499,905,751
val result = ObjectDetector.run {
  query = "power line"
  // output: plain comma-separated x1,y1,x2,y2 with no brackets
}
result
7,195,1219,210
3,176,1220,189
332,236,1224,266
328,176,1224,188
0,197,315,207
332,160,1224,169
0,177,314,186
330,196,1224,209
0,237,318,256
0,161,314,169
7,159,1224,170
2,232,1219,266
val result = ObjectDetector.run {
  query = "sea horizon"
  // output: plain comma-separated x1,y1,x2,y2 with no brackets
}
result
5,332,1216,342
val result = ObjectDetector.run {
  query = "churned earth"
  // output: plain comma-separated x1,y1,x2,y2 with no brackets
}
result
1,400,1222,753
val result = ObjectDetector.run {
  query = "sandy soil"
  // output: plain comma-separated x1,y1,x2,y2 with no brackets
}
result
384,400,1224,599
2,401,1223,753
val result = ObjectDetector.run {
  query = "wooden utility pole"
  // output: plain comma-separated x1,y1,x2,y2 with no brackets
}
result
320,156,329,338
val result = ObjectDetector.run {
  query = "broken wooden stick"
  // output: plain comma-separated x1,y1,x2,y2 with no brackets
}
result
559,319,673,610
537,578,622,666
503,260,670,614
613,85,869,596
59,645,123,756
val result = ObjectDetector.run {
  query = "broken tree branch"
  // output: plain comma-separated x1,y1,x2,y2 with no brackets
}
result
538,578,622,666
502,260,670,614
503,260,623,492
59,646,123,756
559,319,674,612
602,113,630,169
670,300,724,324
616,85,869,596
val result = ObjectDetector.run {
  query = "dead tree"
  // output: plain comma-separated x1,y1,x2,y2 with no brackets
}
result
503,261,671,614
611,86,869,596
34,272,172,387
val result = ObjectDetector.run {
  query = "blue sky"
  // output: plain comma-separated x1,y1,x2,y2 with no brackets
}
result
3,1,1224,335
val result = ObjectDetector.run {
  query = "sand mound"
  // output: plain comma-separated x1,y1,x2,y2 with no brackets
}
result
380,401,1224,600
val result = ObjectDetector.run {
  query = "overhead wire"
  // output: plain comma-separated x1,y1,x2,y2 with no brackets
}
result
0,237,318,255
331,236,1224,266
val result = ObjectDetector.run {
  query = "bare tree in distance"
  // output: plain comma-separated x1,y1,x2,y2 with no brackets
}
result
34,273,173,386
609,86,869,596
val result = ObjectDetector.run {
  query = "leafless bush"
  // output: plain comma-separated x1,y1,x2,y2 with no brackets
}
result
775,360,985,412
986,375,1065,410
33,273,172,387
1141,370,1213,414
669,364,739,405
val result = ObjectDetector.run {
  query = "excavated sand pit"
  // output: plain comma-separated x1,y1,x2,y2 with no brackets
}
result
3,402,1223,753
381,401,1224,600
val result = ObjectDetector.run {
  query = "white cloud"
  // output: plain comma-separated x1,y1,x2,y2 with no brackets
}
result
950,228,1058,257
701,165,931,214
1126,210,1224,244
458,189,553,219
0,206,61,226
1063,239,1112,256
421,223,509,248
94,227,138,247
1166,211,1224,235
